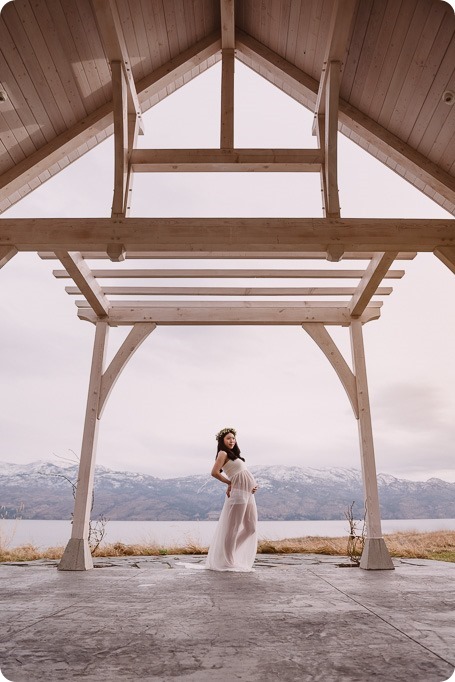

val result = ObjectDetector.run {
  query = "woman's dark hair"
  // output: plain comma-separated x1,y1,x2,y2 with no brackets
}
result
216,432,245,463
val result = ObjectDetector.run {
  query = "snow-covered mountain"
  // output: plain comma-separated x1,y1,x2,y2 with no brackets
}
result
1,461,454,521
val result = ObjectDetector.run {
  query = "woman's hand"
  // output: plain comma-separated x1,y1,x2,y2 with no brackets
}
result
252,485,258,494
226,483,232,498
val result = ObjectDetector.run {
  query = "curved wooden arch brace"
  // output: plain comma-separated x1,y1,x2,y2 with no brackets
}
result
98,322,156,418
302,322,359,418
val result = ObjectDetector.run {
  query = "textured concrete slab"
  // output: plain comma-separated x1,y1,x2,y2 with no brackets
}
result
1,554,454,681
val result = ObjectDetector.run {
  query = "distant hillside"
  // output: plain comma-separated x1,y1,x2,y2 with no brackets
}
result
1,461,454,521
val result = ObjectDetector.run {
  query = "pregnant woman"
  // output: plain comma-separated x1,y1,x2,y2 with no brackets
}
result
206,427,258,572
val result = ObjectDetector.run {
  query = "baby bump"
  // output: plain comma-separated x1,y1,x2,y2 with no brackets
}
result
230,470,256,493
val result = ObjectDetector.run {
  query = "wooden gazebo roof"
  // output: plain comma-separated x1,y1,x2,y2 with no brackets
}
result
0,0,454,326
0,0,454,214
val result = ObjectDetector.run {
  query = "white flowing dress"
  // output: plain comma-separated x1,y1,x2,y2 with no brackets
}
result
205,457,258,572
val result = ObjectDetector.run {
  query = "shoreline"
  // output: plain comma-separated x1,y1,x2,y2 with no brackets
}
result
1,529,455,564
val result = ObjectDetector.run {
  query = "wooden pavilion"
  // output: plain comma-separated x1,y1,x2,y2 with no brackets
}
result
0,0,454,571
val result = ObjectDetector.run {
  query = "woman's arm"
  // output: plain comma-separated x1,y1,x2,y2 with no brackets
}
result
211,451,230,486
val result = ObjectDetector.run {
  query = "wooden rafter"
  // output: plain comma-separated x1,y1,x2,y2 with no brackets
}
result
235,31,455,213
75,301,382,326
130,149,323,172
349,252,399,318
54,251,109,318
1,218,452,253
0,32,221,208
91,0,144,133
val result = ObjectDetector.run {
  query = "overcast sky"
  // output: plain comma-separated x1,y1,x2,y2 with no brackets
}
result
1,14,454,482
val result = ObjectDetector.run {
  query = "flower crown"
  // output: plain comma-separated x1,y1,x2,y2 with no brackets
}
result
215,427,236,441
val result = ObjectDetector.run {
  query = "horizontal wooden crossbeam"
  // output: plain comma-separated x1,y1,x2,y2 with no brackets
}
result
76,301,382,326
130,149,323,172
43,252,417,261
67,286,392,296
53,268,405,279
1,218,452,252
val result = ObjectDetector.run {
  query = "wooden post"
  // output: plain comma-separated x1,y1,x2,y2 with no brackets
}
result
221,48,235,148
124,113,139,218
350,319,394,570
58,319,109,571
324,61,341,217
111,61,128,217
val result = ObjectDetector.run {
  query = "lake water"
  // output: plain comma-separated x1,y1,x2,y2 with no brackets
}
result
1,518,455,549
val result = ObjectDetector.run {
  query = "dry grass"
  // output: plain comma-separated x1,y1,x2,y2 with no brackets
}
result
1,530,454,563
258,530,455,562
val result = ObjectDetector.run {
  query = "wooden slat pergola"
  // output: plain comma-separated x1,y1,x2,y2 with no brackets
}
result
0,0,454,572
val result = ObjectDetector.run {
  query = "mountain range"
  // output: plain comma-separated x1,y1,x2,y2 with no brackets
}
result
1,460,454,521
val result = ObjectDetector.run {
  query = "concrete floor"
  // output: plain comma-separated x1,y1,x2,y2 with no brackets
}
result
1,554,454,682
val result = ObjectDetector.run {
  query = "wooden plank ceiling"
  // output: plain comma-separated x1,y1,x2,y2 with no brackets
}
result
0,0,454,215
0,0,454,326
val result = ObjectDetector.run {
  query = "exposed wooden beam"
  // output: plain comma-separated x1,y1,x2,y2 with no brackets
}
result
220,0,235,148
98,322,156,418
221,49,235,148
42,251,417,261
0,32,221,208
76,301,382,326
92,0,144,133
220,0,235,49
434,247,455,275
53,268,405,279
324,61,341,216
111,61,129,217
315,115,329,217
1,218,452,253
55,252,109,317
302,322,358,417
66,286,393,297
0,245,17,269
130,149,323,172
312,0,357,132
77,300,381,309
124,114,139,217
349,252,398,317
236,31,455,214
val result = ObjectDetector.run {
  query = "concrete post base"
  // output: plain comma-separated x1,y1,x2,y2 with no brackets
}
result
360,538,395,570
57,538,93,571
